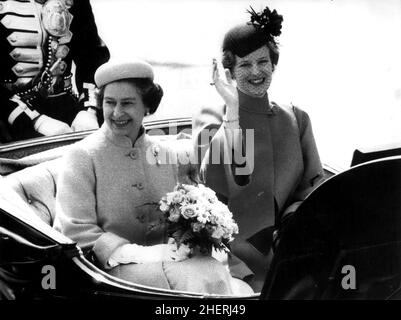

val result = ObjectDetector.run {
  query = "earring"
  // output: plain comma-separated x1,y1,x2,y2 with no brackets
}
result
145,110,150,116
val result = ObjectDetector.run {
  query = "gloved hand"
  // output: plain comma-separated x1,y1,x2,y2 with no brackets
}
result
108,240,190,267
33,115,72,136
71,109,99,132
168,238,192,261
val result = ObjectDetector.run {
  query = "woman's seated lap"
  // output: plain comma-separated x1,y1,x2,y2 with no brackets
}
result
108,255,235,294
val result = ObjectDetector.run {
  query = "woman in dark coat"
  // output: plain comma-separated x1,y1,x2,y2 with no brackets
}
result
193,6,325,291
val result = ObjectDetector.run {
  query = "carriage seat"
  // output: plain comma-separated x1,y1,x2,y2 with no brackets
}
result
3,158,61,226
1,133,196,227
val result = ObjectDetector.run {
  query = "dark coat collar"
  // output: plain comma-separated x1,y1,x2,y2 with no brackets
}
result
238,89,276,115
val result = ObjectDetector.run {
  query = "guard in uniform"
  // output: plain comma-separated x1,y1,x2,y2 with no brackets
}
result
0,0,110,142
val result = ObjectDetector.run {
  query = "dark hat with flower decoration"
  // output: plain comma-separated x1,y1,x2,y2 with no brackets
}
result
222,6,283,58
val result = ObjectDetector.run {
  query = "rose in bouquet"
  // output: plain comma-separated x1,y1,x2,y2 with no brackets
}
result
159,183,239,255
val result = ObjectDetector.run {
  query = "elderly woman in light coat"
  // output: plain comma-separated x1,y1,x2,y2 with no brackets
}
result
54,60,253,295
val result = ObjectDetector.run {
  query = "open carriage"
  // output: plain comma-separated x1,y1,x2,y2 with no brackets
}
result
0,118,400,300
1,0,401,301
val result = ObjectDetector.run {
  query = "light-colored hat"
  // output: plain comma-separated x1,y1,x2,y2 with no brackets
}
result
94,59,154,88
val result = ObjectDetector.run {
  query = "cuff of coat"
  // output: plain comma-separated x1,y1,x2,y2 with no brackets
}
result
92,232,130,269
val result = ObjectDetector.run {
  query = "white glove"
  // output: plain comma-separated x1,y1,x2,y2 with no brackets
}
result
71,109,99,132
33,115,73,136
108,241,190,267
168,238,192,261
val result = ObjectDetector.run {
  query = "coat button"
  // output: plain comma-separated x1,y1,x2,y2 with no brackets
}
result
9,35,17,43
12,50,20,58
56,45,69,59
132,182,144,190
129,150,138,160
52,41,59,51
59,61,67,73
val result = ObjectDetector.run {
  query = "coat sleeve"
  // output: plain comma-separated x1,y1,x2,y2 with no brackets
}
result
192,105,251,200
54,145,129,268
283,108,325,216
0,86,38,142
69,0,110,96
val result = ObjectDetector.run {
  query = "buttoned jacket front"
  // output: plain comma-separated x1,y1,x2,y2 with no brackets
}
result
54,124,192,267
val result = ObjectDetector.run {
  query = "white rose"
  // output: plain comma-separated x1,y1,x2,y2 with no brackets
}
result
159,201,169,212
172,192,184,204
212,226,225,239
181,204,198,219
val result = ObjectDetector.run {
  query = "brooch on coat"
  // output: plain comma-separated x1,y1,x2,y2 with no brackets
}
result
152,145,161,166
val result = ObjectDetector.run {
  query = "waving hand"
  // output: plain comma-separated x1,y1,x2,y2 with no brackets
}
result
212,59,239,117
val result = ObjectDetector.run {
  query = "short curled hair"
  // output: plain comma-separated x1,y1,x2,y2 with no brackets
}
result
222,42,279,74
95,78,163,114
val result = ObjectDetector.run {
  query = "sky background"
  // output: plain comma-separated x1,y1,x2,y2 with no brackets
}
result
91,0,401,169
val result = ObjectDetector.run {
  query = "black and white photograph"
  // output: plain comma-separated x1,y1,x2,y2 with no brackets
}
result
0,0,400,304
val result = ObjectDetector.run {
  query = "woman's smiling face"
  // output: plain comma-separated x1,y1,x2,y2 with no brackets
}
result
232,45,274,97
102,80,147,141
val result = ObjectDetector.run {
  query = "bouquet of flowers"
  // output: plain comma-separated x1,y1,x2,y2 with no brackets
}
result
159,183,239,254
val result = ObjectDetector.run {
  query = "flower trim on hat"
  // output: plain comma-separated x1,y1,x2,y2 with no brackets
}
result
247,6,283,43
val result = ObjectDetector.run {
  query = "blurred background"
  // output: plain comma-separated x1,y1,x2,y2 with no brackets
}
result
92,0,401,169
